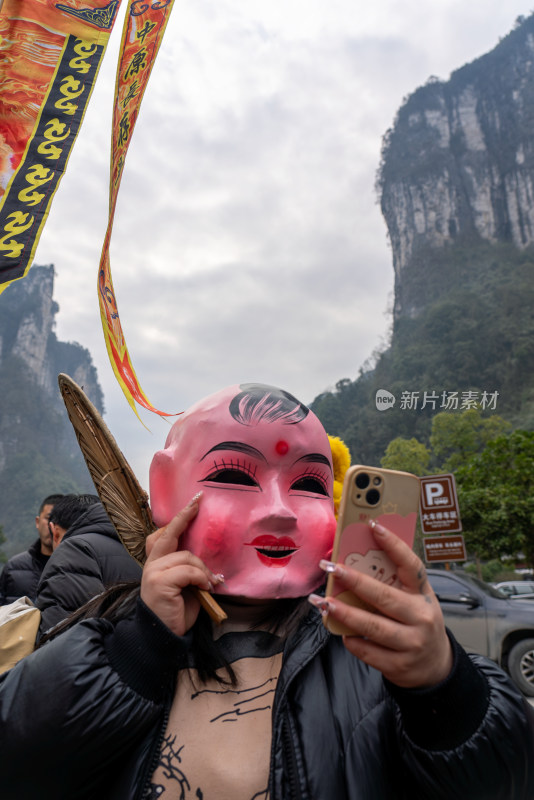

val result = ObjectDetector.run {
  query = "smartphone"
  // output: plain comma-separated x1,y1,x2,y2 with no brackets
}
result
324,465,421,635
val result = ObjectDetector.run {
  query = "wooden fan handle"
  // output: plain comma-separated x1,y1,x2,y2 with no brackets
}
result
195,588,227,624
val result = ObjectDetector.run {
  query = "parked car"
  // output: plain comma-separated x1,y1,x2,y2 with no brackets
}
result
492,580,534,600
427,569,534,696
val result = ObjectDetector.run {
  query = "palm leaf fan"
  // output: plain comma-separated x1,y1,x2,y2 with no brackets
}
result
57,373,226,623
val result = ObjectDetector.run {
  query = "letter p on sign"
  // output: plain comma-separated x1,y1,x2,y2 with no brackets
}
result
424,482,444,505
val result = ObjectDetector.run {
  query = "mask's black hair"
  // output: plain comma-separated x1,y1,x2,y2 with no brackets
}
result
229,383,309,426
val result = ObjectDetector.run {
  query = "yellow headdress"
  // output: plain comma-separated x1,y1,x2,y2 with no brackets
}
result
328,435,351,518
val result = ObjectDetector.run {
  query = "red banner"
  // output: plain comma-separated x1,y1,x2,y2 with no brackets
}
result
0,0,177,419
0,0,121,288
98,0,177,419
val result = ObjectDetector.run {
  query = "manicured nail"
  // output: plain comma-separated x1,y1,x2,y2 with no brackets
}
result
186,491,203,508
319,559,344,577
308,593,335,616
369,519,388,537
212,573,225,584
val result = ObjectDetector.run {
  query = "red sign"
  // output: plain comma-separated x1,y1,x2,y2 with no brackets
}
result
423,535,467,563
419,474,462,534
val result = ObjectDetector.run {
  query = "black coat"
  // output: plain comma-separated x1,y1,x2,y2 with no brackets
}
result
0,599,533,800
35,502,142,636
0,540,49,605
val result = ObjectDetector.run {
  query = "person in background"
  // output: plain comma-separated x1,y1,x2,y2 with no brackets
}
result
0,494,64,605
35,493,142,637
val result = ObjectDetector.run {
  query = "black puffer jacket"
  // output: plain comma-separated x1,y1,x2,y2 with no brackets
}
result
0,539,49,605
35,502,142,636
0,599,532,800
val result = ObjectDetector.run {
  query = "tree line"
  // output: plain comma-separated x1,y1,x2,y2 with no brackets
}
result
380,408,534,579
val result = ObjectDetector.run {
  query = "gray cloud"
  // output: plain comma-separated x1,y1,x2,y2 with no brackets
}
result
30,1,532,488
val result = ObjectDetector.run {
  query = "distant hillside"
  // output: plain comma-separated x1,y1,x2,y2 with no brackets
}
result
312,15,534,462
0,265,103,557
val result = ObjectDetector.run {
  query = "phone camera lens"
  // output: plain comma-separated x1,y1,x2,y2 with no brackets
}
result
366,489,380,505
355,472,370,489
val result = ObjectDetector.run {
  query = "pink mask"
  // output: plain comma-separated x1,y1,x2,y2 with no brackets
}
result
150,384,336,599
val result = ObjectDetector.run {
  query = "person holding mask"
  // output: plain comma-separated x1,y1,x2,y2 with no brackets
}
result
0,383,532,800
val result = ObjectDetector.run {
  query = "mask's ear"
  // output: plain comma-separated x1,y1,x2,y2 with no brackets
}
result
149,450,176,527
328,436,351,518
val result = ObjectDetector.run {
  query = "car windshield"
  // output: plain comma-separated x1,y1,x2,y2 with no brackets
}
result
452,572,509,599
498,582,534,594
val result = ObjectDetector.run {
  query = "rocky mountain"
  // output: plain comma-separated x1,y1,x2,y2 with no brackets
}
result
378,14,534,320
312,14,534,464
0,265,103,556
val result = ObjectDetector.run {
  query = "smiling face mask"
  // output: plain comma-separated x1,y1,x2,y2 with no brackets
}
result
149,383,337,599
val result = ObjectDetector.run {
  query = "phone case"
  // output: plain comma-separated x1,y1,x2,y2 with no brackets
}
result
324,465,420,635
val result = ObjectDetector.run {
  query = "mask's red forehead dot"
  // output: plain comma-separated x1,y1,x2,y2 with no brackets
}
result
275,440,289,456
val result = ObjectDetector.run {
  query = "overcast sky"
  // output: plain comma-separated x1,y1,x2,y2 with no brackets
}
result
31,0,534,489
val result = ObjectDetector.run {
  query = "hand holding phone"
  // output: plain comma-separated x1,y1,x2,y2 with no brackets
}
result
323,465,420,635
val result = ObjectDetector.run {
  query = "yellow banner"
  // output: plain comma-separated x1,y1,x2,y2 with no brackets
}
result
98,0,176,418
0,0,121,288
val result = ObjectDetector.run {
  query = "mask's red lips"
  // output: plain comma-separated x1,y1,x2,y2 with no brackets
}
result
245,535,299,568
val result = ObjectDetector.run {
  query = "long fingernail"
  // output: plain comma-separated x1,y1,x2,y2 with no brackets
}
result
212,573,225,584
369,519,388,537
308,594,335,616
319,559,344,577
186,491,203,508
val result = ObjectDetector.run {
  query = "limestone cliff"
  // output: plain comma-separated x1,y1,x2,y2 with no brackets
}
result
0,265,103,411
312,15,534,468
379,14,534,319
0,265,103,554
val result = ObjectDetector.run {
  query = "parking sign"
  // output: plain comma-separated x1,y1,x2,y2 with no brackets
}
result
423,534,467,563
419,474,462,534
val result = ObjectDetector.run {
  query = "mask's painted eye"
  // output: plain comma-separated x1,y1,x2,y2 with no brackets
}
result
290,476,329,495
204,468,259,487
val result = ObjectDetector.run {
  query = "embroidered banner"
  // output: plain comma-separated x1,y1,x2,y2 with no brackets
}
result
98,0,177,418
0,0,122,288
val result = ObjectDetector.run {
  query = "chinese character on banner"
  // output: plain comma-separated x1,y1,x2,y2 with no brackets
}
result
0,0,121,289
